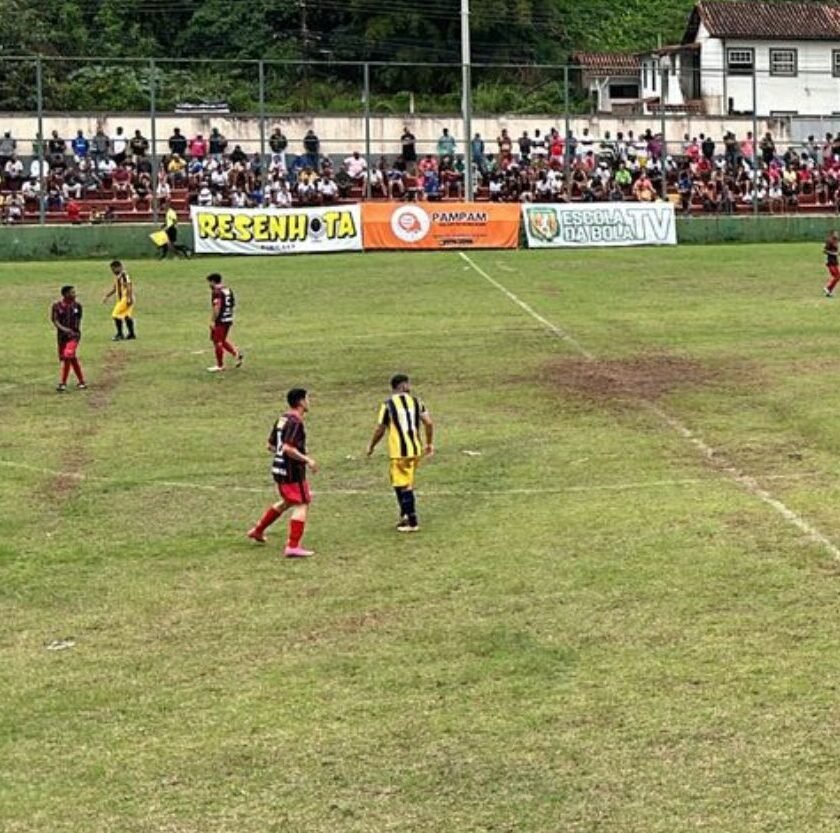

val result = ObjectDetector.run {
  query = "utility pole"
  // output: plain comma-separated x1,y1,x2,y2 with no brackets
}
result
461,0,473,200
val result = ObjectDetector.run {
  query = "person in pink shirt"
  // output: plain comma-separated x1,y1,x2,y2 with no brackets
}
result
189,134,208,161
741,131,755,162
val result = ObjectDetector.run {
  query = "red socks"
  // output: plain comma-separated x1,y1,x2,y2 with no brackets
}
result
70,358,84,384
288,519,305,548
255,506,281,533
60,360,71,384
214,344,224,367
828,276,840,293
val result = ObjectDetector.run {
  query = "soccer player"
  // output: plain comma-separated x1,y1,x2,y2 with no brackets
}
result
101,259,136,340
50,285,86,392
248,388,319,557
206,272,243,372
366,374,434,532
824,230,840,297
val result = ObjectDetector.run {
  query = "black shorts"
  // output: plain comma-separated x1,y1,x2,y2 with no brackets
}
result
166,226,177,243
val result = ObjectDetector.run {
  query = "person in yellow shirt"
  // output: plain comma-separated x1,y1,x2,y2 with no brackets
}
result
101,259,136,340
157,201,191,259
366,374,434,532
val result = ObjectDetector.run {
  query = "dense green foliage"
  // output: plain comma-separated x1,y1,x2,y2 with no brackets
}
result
0,0,697,112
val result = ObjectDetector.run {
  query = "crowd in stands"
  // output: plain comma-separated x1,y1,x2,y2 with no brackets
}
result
2,122,840,223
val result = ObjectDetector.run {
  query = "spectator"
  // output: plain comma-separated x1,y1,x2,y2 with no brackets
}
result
112,163,132,199
632,171,655,202
400,126,417,173
0,131,15,168
48,130,66,167
71,130,89,161
701,133,715,161
741,131,755,163
4,154,24,189
422,167,441,200
197,180,213,207
167,153,187,184
437,127,456,160
518,131,531,165
471,132,486,176
344,151,367,186
168,128,188,157
91,127,110,165
302,129,320,169
760,132,776,166
269,128,288,154
29,156,49,182
7,192,24,223
417,154,438,175
130,129,149,161
318,172,339,204
112,127,127,165
229,144,247,165
209,127,228,160
187,133,206,161
271,178,292,208
66,198,82,224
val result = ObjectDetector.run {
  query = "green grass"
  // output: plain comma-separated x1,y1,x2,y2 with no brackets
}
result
3,245,840,832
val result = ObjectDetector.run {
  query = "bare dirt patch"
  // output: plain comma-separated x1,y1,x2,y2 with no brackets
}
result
543,353,725,404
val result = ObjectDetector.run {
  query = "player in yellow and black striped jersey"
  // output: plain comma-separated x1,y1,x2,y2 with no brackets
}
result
101,260,136,341
366,374,434,532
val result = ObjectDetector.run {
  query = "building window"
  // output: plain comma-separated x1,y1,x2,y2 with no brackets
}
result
769,48,797,77
726,48,755,75
833,50,840,77
609,83,640,99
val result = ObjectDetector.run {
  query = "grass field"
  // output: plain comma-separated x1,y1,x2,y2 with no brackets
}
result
3,244,840,832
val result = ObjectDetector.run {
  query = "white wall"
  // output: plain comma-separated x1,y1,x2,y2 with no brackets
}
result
701,36,840,115
0,111,795,156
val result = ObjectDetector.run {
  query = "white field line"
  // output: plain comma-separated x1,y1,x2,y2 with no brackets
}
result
0,457,810,499
459,251,840,561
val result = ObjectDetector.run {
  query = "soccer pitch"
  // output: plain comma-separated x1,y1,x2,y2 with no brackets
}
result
3,244,840,832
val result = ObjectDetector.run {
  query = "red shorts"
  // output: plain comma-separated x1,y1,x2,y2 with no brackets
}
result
210,323,231,344
58,339,78,360
277,481,311,505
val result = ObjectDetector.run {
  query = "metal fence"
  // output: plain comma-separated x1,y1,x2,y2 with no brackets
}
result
2,56,840,223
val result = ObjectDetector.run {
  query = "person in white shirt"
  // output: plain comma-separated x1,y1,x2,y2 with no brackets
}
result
30,158,49,180
272,181,292,208
97,156,116,177
344,151,367,183
5,156,24,182
318,174,339,204
231,188,247,208
197,182,213,206
112,127,127,164
21,179,40,199
210,167,227,190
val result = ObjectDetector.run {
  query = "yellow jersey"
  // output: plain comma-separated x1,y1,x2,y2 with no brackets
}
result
377,393,427,459
164,207,178,229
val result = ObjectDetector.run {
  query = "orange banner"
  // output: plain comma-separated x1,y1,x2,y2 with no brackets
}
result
362,202,520,250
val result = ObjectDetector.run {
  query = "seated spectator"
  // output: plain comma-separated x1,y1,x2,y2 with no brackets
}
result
344,151,367,186
96,155,117,179
268,152,288,178
7,193,24,224
488,174,503,201
439,155,462,198
21,178,40,204
229,144,247,165
29,156,48,182
632,172,655,202
167,153,187,184
131,173,151,211
197,181,213,207
367,162,387,198
677,168,693,215
112,164,132,199
417,154,438,175
230,187,247,208
47,182,64,211
318,172,339,204
387,159,406,199
62,170,83,200
296,166,319,204
66,198,82,224
156,169,171,202
270,177,292,208
4,154,24,188
422,168,441,200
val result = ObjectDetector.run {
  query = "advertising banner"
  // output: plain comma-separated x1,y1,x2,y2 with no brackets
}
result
522,202,677,248
191,205,363,255
362,202,520,250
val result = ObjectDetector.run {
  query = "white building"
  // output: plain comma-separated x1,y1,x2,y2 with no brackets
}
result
639,0,840,116
572,52,641,114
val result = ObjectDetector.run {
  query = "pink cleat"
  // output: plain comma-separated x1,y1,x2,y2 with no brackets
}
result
247,527,266,544
284,546,315,558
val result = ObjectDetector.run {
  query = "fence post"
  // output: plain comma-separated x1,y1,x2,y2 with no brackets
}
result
363,62,371,199
150,58,159,224
258,60,266,163
563,65,571,194
660,68,667,199
752,69,759,217
461,0,473,201
36,56,46,225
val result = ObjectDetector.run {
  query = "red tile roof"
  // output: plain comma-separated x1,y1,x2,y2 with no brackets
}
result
572,52,641,73
694,0,840,40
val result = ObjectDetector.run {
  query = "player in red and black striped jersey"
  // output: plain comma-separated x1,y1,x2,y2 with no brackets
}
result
247,388,319,557
824,231,840,297
206,272,244,372
50,285,86,392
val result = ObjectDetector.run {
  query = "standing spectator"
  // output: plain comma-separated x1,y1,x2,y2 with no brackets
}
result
269,127,288,154
701,133,715,161
168,128,187,157
229,144,247,165
189,133,208,161
0,132,15,169
741,131,755,163
71,130,89,161
437,128,456,160
760,132,776,166
471,132,486,176
48,130,66,167
130,129,149,162
497,128,513,160
400,126,417,173
302,129,320,169
91,127,110,166
518,131,532,165
208,127,228,160
112,127,128,165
